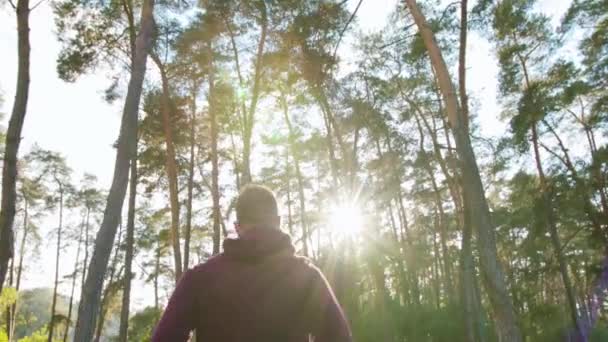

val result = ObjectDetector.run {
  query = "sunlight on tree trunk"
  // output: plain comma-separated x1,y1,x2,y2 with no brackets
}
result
403,0,523,340
0,0,30,294
73,0,155,339
151,53,183,282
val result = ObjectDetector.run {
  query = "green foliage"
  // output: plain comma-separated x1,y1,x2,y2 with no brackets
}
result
18,326,52,342
127,307,161,342
0,287,17,310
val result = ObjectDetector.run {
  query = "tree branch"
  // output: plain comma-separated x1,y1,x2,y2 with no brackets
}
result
332,0,364,63
30,0,47,11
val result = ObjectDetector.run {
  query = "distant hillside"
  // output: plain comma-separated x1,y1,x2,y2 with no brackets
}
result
11,288,118,341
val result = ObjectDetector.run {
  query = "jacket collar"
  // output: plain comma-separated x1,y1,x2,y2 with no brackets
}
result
223,227,295,261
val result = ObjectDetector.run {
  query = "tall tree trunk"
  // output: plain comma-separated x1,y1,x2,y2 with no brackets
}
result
6,257,13,341
0,0,30,293
118,151,137,342
208,44,221,255
95,224,123,342
388,202,410,305
48,186,64,342
395,195,420,306
184,91,197,270
413,112,455,301
151,53,183,282
9,200,28,341
540,119,607,243
318,91,340,187
81,208,90,290
241,2,268,185
285,152,294,237
281,94,309,256
154,244,160,313
404,1,522,340
63,212,86,342
73,1,155,339
531,123,581,333
457,2,484,340
117,1,137,338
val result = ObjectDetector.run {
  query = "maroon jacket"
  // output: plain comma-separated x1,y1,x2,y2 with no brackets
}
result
152,227,352,341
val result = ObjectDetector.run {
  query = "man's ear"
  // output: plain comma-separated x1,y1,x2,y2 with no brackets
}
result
275,215,281,228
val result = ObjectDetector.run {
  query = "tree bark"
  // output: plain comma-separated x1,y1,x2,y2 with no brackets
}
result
48,185,64,342
285,152,294,236
531,123,581,334
184,89,197,270
457,2,484,340
241,1,268,185
404,1,522,340
281,94,309,256
118,150,137,342
0,0,30,293
64,211,86,342
73,1,155,339
9,199,28,341
94,223,123,342
151,53,183,282
208,44,221,255
81,208,90,291
413,112,455,301
6,257,13,341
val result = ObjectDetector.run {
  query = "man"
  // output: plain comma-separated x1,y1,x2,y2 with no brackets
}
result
152,184,352,341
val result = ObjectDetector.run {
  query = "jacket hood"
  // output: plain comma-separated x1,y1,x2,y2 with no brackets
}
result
222,227,295,262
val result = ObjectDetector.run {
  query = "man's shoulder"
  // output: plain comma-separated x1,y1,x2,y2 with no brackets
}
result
187,253,229,276
187,252,321,276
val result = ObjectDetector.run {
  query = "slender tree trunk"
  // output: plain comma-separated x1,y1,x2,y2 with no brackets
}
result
48,187,64,342
404,1,522,340
540,120,607,243
117,2,137,338
281,94,309,256
63,212,86,342
208,45,221,255
241,2,268,185
0,0,30,293
414,112,455,300
151,53,183,282
9,200,28,341
396,195,420,306
431,229,442,308
95,224,123,342
184,91,197,270
285,152,294,236
229,133,241,191
6,257,13,341
318,91,340,187
388,202,410,305
531,123,581,333
457,3,484,339
81,208,90,290
118,151,137,342
154,245,160,312
73,1,154,339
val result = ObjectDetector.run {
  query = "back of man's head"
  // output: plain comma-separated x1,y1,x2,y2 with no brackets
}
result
236,184,279,229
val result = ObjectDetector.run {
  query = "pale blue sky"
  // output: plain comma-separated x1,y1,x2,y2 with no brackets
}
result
0,0,573,309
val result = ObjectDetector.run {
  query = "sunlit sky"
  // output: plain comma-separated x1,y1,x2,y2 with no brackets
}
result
0,0,572,310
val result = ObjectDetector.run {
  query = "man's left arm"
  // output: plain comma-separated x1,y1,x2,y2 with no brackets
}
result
151,269,198,341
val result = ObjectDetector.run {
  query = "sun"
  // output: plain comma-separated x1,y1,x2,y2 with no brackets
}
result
328,202,363,239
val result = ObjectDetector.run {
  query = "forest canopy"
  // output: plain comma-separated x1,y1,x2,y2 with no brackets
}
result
0,0,607,341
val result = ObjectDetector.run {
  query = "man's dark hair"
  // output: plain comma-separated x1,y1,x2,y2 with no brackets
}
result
236,184,279,227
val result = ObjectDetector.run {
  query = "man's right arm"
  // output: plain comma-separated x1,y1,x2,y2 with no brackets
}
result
307,266,353,342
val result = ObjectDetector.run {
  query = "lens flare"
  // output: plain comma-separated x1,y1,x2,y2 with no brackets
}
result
328,203,363,239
